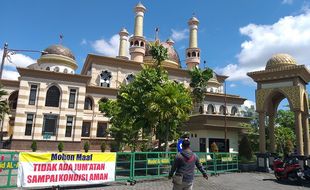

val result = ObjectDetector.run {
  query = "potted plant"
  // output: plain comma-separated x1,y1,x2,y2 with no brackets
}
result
31,141,37,152
84,141,90,153
58,142,64,152
100,141,106,152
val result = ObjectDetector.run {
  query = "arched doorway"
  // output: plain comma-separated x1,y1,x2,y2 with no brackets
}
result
248,54,310,156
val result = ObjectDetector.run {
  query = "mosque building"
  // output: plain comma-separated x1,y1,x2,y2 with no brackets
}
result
0,2,250,152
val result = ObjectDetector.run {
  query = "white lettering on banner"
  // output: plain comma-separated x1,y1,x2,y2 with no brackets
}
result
17,152,116,188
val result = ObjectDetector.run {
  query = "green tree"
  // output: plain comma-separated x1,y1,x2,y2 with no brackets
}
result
188,67,213,106
238,136,253,160
275,126,295,155
0,87,9,119
99,42,192,152
275,110,294,131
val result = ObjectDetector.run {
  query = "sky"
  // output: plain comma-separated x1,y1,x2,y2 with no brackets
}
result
1,0,310,109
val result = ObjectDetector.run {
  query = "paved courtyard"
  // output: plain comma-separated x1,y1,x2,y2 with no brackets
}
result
64,172,310,190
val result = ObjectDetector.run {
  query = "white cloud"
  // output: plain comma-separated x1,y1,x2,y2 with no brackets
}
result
2,69,19,80
242,100,255,109
171,29,188,42
217,10,310,84
0,49,36,68
91,35,120,57
282,0,293,4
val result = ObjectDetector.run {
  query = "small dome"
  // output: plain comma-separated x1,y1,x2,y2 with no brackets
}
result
135,2,146,12
145,41,180,66
265,54,297,70
188,16,199,25
42,44,75,60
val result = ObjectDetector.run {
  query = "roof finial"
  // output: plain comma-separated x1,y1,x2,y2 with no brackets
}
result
155,27,159,41
59,34,64,45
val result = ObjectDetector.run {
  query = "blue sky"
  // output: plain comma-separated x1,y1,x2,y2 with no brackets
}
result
1,0,310,108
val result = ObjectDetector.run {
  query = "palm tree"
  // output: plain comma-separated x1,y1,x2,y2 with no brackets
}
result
150,81,192,151
188,67,213,111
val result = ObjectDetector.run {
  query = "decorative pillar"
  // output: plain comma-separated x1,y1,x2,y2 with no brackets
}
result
259,112,266,153
302,112,310,156
294,110,304,155
268,114,276,153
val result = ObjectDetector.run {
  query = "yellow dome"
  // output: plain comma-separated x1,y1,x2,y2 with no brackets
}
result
265,54,297,70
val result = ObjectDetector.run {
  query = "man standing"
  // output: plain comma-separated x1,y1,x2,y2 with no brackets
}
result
169,139,208,190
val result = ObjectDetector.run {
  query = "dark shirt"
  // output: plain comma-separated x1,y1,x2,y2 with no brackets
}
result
169,149,207,183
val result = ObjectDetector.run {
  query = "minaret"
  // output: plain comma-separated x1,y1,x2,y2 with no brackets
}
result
117,28,129,60
186,16,200,69
129,2,146,62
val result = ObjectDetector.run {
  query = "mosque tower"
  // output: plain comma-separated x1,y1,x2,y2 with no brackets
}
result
117,28,129,60
186,16,200,69
129,2,146,62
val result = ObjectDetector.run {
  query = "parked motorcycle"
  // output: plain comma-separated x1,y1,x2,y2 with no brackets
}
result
273,156,303,182
304,165,310,180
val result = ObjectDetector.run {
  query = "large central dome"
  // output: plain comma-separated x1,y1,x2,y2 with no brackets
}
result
43,44,76,60
144,39,181,68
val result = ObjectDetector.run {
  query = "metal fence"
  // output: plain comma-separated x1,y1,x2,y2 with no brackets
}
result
0,151,238,188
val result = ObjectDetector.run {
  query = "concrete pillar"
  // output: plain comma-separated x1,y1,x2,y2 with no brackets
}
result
117,28,129,59
302,112,310,156
259,112,266,153
268,114,276,153
294,111,304,155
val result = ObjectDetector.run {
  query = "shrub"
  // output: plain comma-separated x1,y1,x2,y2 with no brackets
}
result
84,141,90,153
100,141,106,152
210,142,219,152
58,142,64,152
239,136,253,160
31,141,37,152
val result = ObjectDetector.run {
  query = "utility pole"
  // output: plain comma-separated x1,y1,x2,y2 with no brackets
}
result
0,43,8,79
224,80,228,152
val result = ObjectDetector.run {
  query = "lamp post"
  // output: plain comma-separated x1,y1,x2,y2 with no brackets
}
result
0,43,45,143
224,80,227,152
0,43,46,79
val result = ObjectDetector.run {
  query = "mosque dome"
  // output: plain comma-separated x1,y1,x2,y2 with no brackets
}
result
37,44,77,72
144,40,181,68
42,44,76,60
265,53,297,70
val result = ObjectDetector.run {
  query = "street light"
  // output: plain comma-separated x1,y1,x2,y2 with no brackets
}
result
0,43,47,79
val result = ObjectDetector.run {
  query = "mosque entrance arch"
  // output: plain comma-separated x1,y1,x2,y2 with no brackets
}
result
248,54,310,156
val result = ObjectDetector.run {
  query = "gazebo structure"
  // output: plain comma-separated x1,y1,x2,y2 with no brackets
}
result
248,54,310,156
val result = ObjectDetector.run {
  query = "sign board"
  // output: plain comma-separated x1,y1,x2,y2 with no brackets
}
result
147,158,170,165
43,132,52,140
177,139,183,152
17,152,116,188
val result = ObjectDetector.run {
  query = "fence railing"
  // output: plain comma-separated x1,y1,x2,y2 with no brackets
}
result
0,151,238,188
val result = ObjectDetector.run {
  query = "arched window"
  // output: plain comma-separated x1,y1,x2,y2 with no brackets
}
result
207,104,214,114
231,106,238,116
100,70,112,87
197,52,200,57
130,41,133,46
219,105,226,115
187,52,191,57
45,86,61,107
46,67,50,71
64,68,68,73
134,41,139,46
140,42,144,47
126,74,135,84
8,91,18,110
84,97,93,110
54,67,59,72
192,52,196,57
